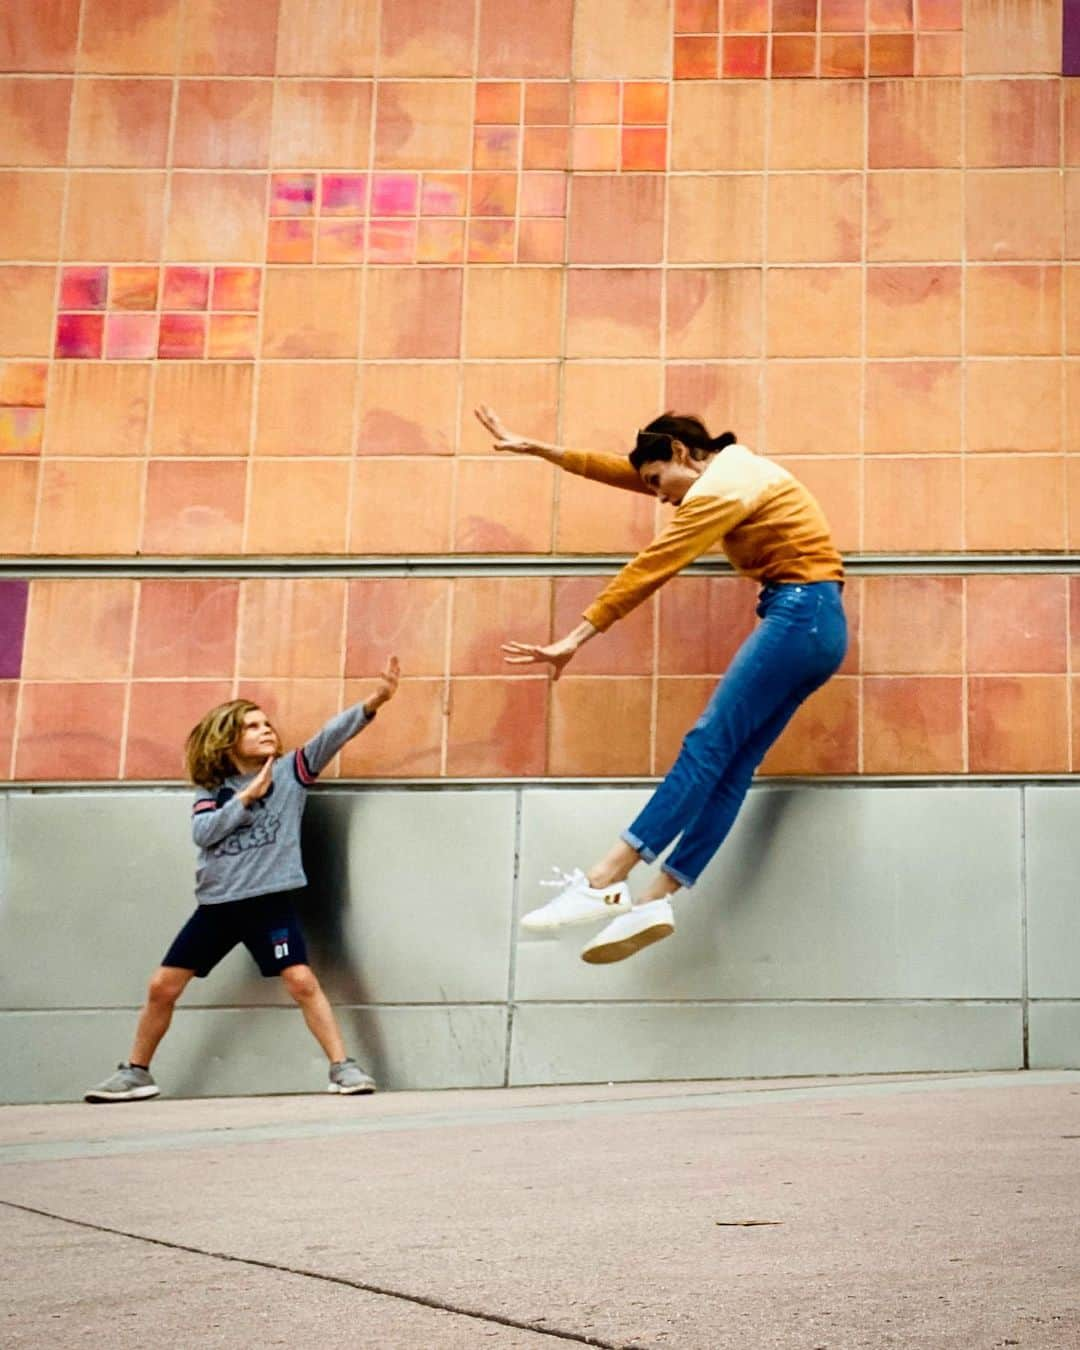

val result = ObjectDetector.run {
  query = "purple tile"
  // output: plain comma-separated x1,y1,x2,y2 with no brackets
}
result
321,173,368,215
1066,0,1080,75
55,313,104,359
0,581,29,679
270,173,317,216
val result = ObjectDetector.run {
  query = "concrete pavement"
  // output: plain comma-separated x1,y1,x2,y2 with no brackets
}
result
3,1071,1080,1348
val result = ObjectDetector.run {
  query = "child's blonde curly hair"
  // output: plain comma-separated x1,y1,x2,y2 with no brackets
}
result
185,699,275,790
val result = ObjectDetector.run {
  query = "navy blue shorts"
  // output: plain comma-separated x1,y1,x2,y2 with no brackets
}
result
162,889,309,978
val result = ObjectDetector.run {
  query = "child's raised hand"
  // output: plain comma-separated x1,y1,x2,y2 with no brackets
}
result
366,655,400,712
239,754,275,805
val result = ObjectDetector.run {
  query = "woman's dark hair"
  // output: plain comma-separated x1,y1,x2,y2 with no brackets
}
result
629,413,736,472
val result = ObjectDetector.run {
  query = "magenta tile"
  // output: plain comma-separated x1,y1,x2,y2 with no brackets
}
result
317,218,366,263
367,219,417,263
158,312,206,359
270,172,317,216
320,173,368,215
421,173,468,216
55,313,104,358
104,312,157,359
370,173,419,217
162,265,210,311
0,580,28,678
1066,0,1080,75
0,407,44,455
60,265,108,310
520,173,566,217
211,266,260,311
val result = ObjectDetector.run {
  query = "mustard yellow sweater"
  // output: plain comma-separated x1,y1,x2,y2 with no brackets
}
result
562,444,844,633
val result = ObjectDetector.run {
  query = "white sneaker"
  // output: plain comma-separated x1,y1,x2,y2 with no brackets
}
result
520,867,632,932
580,898,675,964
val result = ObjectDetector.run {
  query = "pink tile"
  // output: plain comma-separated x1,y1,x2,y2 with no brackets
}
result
15,682,125,780
162,265,210,311
109,266,159,310
55,313,103,359
211,266,260,311
60,265,108,310
320,173,368,215
367,220,417,264
468,219,516,263
157,313,206,360
104,312,157,359
270,172,316,216
0,407,44,456
125,680,233,780
370,172,419,216
417,219,465,263
317,218,366,263
207,314,257,359
421,173,469,217
519,173,566,218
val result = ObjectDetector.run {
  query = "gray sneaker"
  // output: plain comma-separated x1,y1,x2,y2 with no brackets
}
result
84,1063,160,1103
328,1058,376,1095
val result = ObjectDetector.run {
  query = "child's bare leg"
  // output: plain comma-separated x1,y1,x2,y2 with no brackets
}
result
586,839,642,889
130,966,194,1066
280,964,345,1063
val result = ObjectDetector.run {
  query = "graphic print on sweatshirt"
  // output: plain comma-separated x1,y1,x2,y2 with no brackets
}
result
210,786,282,858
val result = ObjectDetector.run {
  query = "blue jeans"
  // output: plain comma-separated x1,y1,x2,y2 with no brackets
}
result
623,581,847,888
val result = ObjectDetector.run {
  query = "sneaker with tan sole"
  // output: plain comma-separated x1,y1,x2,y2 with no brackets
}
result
580,898,675,964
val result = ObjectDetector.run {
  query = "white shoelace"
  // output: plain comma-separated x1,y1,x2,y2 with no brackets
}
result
537,865,584,892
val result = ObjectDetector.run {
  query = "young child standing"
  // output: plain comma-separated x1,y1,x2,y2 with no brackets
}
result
85,656,400,1102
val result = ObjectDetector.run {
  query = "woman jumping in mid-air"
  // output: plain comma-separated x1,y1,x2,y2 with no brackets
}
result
475,405,846,966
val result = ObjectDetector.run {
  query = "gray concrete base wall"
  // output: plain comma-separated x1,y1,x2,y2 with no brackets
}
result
0,781,1076,1103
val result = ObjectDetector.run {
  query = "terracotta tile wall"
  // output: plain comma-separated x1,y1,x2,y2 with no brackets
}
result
1,0,1077,780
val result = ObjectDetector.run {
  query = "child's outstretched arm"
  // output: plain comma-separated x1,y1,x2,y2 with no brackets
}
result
473,405,649,497
295,655,400,782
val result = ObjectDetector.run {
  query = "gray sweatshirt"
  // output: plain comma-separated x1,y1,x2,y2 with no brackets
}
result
191,703,374,905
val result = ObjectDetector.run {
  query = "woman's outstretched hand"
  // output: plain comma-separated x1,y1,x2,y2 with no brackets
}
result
502,637,579,681
474,404,541,454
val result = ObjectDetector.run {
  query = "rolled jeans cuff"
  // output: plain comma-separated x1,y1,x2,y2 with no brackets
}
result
621,828,656,863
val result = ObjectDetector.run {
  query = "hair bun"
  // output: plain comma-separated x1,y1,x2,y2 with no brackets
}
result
711,431,737,450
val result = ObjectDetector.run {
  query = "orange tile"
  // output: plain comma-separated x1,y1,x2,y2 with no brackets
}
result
675,0,718,30
467,218,515,263
916,32,963,75
861,575,962,675
965,360,1061,455
64,172,165,262
553,577,654,676
759,676,859,775
0,681,15,776
45,363,150,457
721,35,767,77
573,0,669,77
1067,84,1080,168
864,361,961,455
22,579,136,680
151,363,253,457
125,680,234,780
446,677,548,776
866,266,961,358
964,0,1060,75
560,359,665,453
657,575,759,675
966,170,1062,261
470,170,518,216
362,267,461,358
868,79,961,168
473,125,520,171
246,460,350,554
454,458,555,552
776,455,861,552
142,459,246,555
232,681,343,767
339,677,444,777
0,461,39,554
519,172,567,218
623,81,668,125
378,0,474,76
771,35,818,77
464,268,562,359
766,267,861,358
965,455,1066,551
966,79,1059,169
350,457,453,553
766,172,862,264
475,82,521,124
0,407,43,457
1,0,79,71
271,79,372,168
207,313,257,360
254,363,355,458
524,81,570,125
570,125,620,172
78,0,182,74
417,218,466,264
69,77,171,167
917,0,962,27
867,170,962,261
555,472,659,554
969,676,1068,774
550,677,651,776
35,460,143,554
1067,176,1080,262
15,682,125,780
374,81,472,170
237,579,346,678
262,267,362,359
765,363,861,457
1068,267,1080,355
173,79,273,169
0,362,47,407
774,0,819,30
667,268,761,360
517,219,565,263
0,267,54,358
345,578,449,678
868,33,914,75
819,34,866,78
133,580,239,678
966,265,1061,357
565,268,661,359
358,363,457,456
967,575,1067,676
450,577,550,676
1067,362,1080,452
654,676,713,769
668,175,761,264
0,171,64,261
165,172,265,262
111,265,160,310
522,126,570,170
573,80,619,124
621,127,667,173
863,455,962,551
768,82,864,170
275,0,376,75
459,363,560,455
664,364,762,449
672,82,765,171
0,78,72,166
476,0,573,78
180,0,279,74
862,677,963,774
